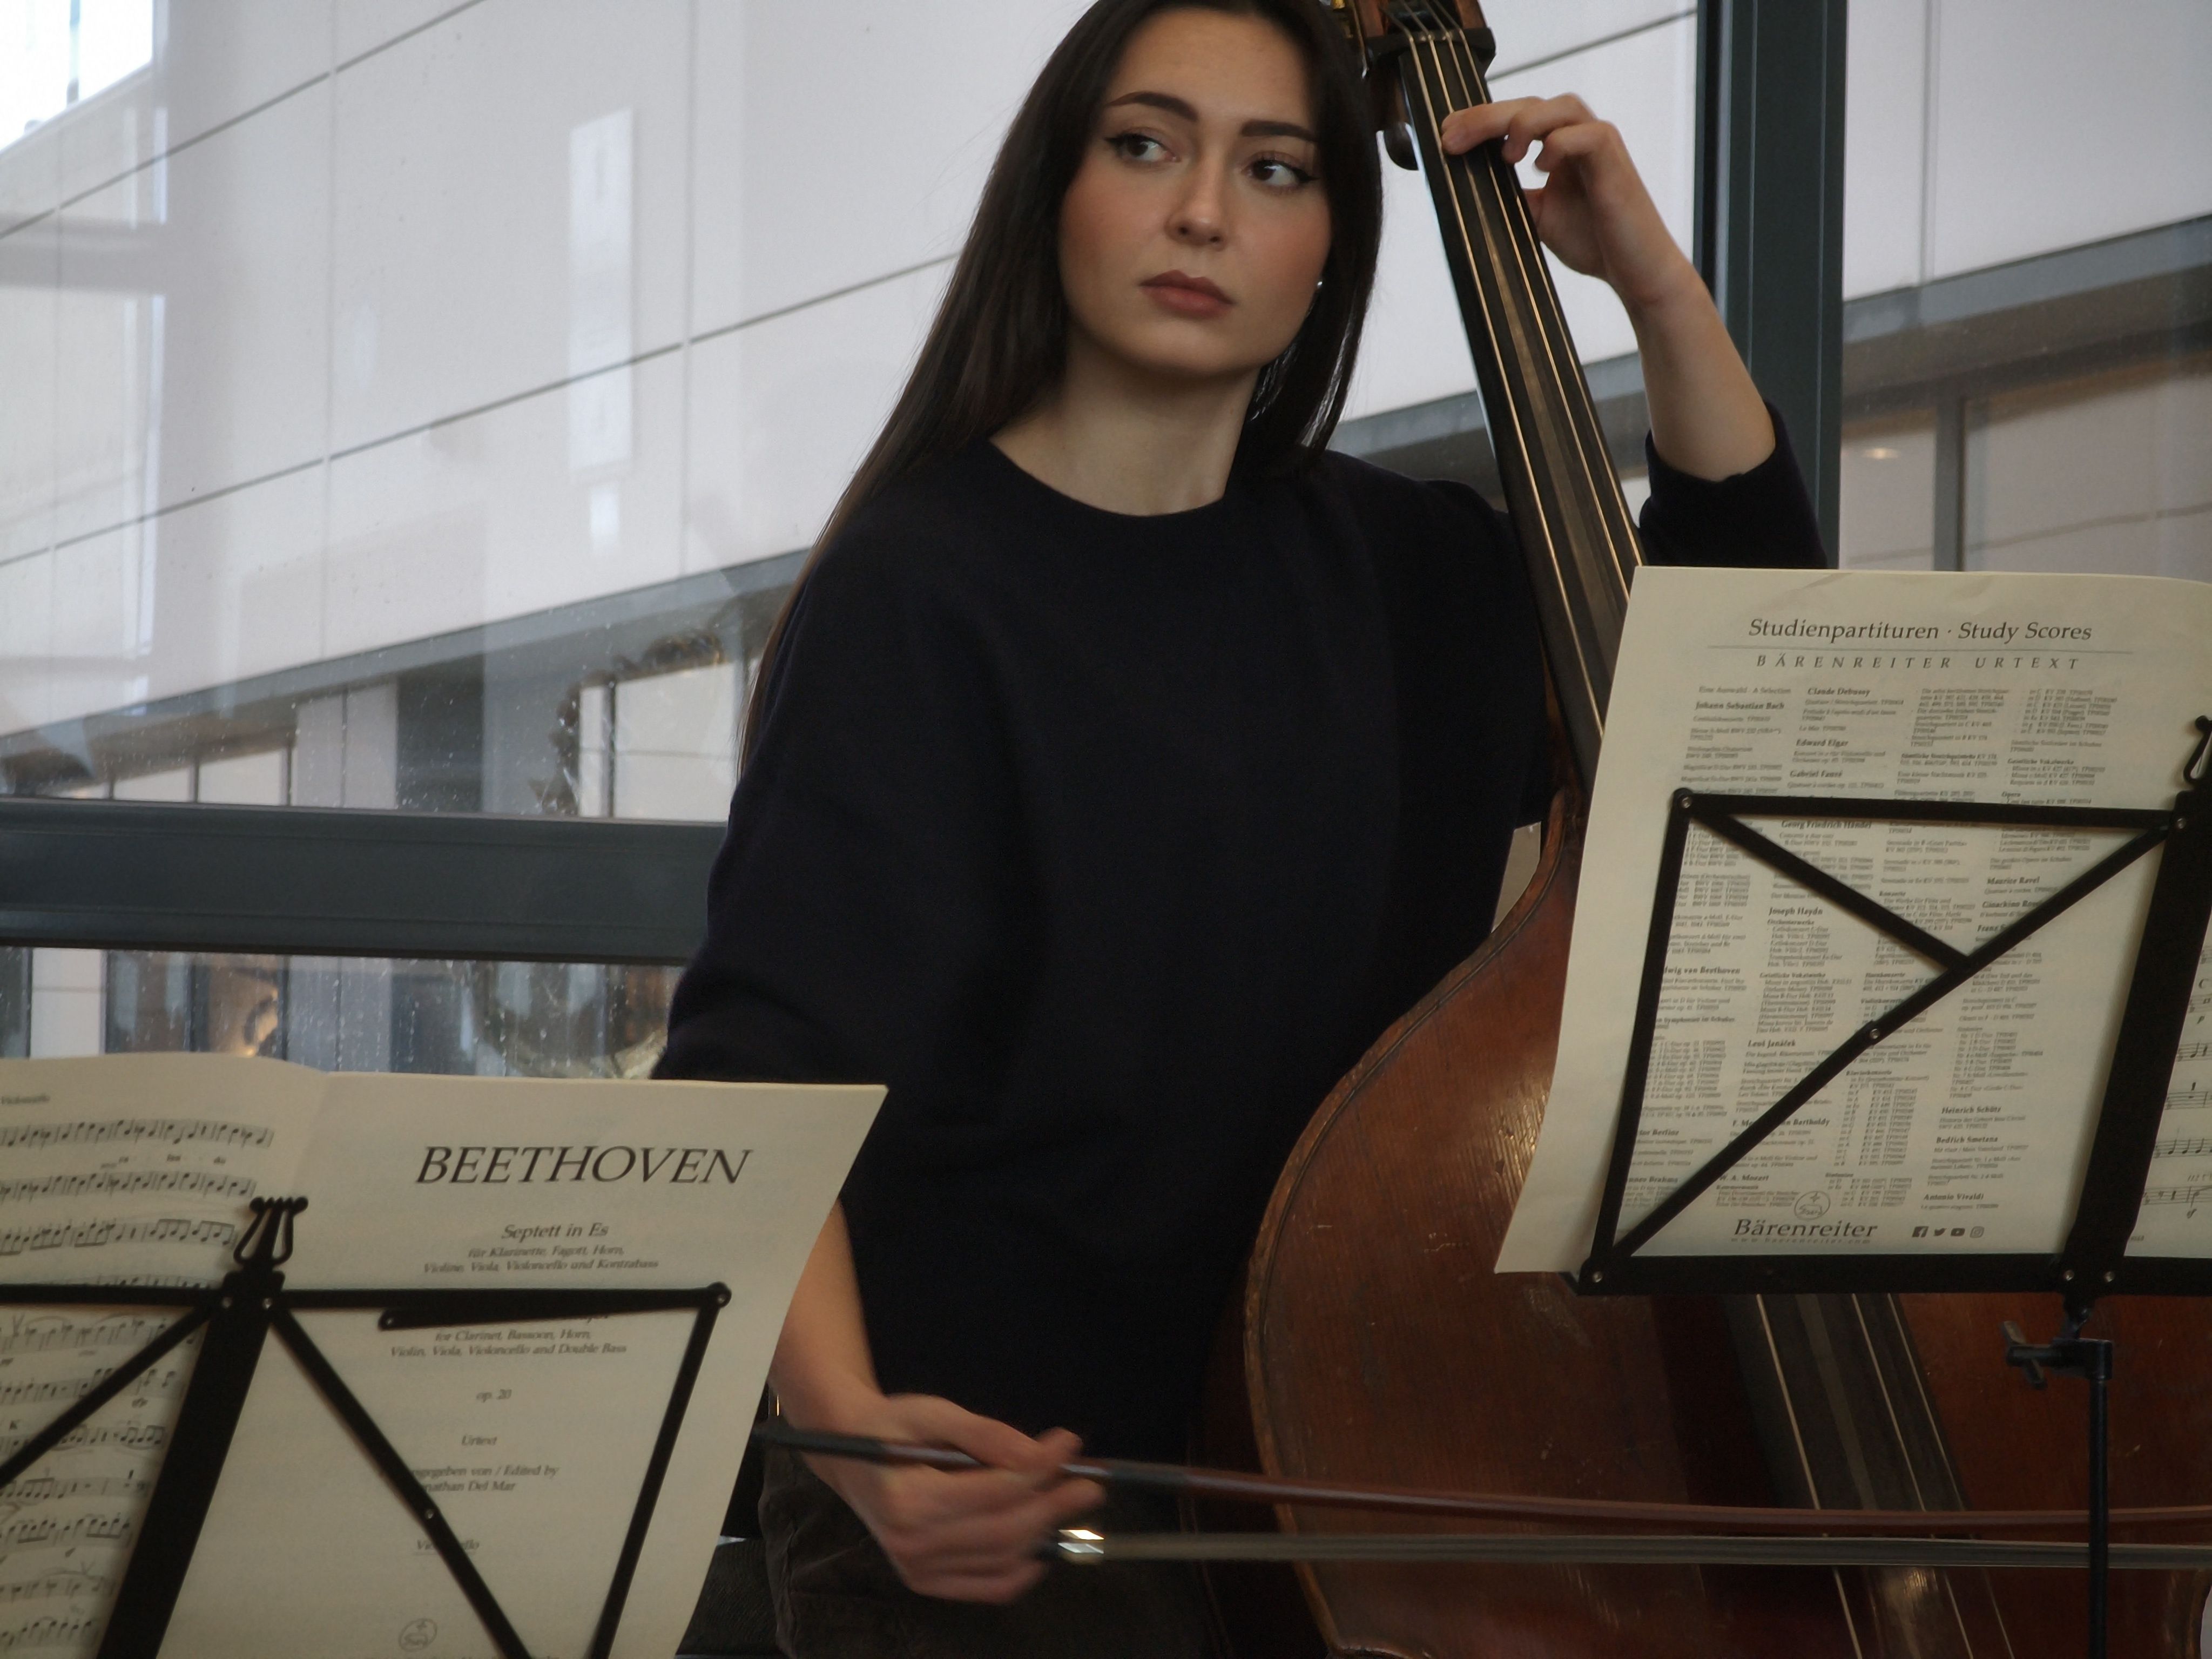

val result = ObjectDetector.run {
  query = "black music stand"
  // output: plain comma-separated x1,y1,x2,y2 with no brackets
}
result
0,1197,730,1659
1570,718,2212,1658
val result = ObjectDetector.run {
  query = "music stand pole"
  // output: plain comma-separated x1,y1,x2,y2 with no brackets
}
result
2005,1324,2115,1659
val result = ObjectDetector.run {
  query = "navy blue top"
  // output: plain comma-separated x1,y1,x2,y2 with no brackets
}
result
660,427,1822,1456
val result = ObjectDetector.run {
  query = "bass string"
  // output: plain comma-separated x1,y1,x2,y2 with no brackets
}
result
1384,10,1599,731
1395,4,1637,735
1421,7,1637,599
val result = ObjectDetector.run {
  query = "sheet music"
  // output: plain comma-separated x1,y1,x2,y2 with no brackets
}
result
0,1057,321,1655
0,1058,877,1659
1499,568,2212,1272
2128,928,2212,1253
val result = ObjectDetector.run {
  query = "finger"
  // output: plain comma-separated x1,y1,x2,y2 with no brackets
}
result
1500,95,1597,164
1528,120,1624,175
891,1396,1060,1480
1439,99,1528,153
1017,1427,1084,1480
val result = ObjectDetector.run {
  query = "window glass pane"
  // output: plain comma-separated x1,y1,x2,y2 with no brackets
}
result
0,0,151,150
1839,414,1937,571
1964,354,2212,577
1840,1,2212,579
0,4,1695,810
5,947,678,1076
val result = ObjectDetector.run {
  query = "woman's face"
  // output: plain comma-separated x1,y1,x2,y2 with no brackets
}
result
1059,8,1332,390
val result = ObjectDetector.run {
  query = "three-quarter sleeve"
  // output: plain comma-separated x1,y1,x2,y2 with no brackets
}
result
1637,402,1825,572
655,529,1029,1107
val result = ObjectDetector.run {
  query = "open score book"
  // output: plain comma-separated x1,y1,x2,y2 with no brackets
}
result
0,1055,878,1659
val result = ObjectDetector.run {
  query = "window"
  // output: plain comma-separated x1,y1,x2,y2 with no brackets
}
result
1837,3,2211,579
0,0,152,147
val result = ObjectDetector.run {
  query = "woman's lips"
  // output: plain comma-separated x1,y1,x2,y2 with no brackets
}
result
1141,271,1231,318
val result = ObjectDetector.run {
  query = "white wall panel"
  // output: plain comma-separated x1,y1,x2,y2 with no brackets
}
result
1838,417,1936,568
51,2,332,213
689,0,1087,336
329,0,691,451
1484,1,1690,75
685,262,947,571
50,251,153,549
112,764,190,800
147,1,330,158
141,463,327,699
333,0,468,66
54,83,332,525
1928,0,2212,278
0,120,60,234
0,247,57,564
612,662,738,822
46,521,149,724
1842,0,1928,298
1966,364,2212,582
326,349,684,660
1341,160,1476,423
197,745,287,805
29,948,103,1057
0,551,53,732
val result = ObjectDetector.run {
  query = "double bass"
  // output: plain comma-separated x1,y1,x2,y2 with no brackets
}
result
1208,3,2212,1655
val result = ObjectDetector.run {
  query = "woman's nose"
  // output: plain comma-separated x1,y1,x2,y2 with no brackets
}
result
1169,169,1228,246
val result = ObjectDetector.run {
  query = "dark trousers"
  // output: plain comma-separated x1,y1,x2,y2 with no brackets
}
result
759,1445,1216,1658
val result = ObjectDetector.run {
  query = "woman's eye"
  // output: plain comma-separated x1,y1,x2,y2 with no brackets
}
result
1250,156,1316,190
1107,131,1169,163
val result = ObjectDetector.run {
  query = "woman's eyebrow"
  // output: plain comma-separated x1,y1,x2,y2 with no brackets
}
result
1103,90,1315,142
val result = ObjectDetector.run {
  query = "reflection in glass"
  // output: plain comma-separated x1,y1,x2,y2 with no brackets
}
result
0,947,26,1057
1,576,786,827
1839,415,1937,572
1840,5,2208,583
59,951,682,1078
1964,354,2212,580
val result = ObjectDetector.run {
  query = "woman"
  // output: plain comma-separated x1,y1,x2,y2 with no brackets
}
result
659,0,1821,1652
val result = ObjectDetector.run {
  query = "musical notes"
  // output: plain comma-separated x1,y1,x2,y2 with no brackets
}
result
2141,1184,2211,1208
0,1367,181,1409
0,1424,164,1460
0,1217,235,1258
0,1573,108,1658
0,1170,255,1208
0,1574,108,1609
0,1513,132,1551
0,1314,175,1359
0,1119,270,1152
0,1476,147,1504
0,1067,316,1659
2178,1040,2210,1064
2152,1136,2212,1159
0,1615,97,1653
2164,1080,2212,1114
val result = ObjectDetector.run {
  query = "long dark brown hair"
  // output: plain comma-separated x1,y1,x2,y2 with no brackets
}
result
744,0,1384,753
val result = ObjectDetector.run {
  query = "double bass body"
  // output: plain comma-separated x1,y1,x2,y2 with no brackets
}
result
1209,3,2212,1654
